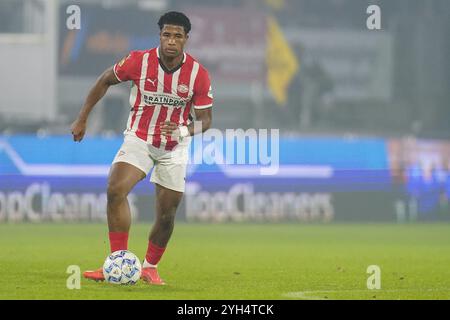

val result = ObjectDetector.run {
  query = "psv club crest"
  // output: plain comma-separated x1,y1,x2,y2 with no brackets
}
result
177,84,189,94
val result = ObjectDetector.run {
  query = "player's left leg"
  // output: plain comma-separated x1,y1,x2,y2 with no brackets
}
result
149,183,183,248
142,142,188,285
141,184,183,285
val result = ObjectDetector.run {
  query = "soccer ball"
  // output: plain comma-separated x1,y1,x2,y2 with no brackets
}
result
103,250,142,285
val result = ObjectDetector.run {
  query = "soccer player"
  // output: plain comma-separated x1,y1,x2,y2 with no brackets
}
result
70,12,213,285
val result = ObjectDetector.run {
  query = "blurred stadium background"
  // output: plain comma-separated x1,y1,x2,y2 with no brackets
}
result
1,0,450,224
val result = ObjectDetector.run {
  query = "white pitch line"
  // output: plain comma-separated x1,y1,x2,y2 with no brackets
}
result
284,288,450,300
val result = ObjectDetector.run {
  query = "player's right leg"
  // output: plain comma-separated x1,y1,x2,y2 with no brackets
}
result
84,137,151,282
83,162,146,281
107,162,147,232
106,161,146,245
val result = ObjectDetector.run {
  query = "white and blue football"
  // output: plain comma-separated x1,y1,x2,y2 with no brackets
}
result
103,250,142,285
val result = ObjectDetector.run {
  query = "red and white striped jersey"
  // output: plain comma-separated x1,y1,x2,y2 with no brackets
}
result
113,47,213,150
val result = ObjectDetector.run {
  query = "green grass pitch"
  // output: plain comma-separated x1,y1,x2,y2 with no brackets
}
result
1,223,450,300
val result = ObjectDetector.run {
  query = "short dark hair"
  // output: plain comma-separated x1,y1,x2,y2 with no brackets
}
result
158,11,191,34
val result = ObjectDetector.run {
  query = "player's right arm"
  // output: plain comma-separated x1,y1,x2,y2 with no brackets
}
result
71,67,120,142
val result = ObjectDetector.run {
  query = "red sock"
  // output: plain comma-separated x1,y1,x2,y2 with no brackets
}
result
108,232,128,253
145,241,166,266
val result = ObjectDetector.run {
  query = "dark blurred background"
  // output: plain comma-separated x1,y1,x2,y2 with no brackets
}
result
0,0,449,139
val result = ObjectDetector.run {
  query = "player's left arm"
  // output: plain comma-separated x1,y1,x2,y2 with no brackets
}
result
161,67,213,140
160,105,212,140
191,107,212,134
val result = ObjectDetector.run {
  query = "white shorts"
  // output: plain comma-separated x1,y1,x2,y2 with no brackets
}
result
112,135,190,193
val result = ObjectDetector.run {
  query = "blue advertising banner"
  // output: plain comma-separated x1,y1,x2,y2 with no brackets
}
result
2,134,448,223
